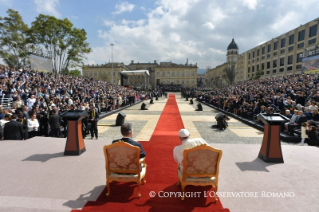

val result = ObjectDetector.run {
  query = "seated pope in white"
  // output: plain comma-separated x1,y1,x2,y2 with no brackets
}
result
173,129,209,171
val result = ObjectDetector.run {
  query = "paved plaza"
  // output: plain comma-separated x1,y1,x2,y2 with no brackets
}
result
98,93,300,146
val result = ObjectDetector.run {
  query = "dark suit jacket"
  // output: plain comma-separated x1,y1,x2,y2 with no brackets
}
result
3,120,24,140
49,114,61,129
89,109,99,123
296,115,308,128
112,137,146,158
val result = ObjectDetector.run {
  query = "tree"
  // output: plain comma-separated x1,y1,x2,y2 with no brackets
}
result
65,69,81,77
28,14,92,73
99,72,110,82
223,62,237,85
253,69,264,80
0,9,29,68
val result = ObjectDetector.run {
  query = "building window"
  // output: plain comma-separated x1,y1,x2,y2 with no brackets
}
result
262,63,265,70
280,49,285,54
262,56,265,60
167,79,170,83
281,38,286,48
287,66,293,71
267,54,271,58
157,71,160,76
289,34,294,45
266,71,270,74
172,72,175,76
252,66,255,72
257,65,259,70
172,80,175,83
296,64,302,69
268,44,271,53
273,60,277,68
280,68,284,72
248,74,250,77
297,42,304,48
262,47,265,54
177,79,180,83
186,72,189,77
167,72,170,76
309,25,318,38
274,41,278,50
253,51,255,58
298,30,305,41
90,72,92,76
267,61,271,69
288,55,293,65
280,58,284,66
192,72,194,76
248,67,250,73
273,52,277,56
308,38,317,45
249,53,251,59
182,80,184,84
162,72,165,76
273,69,277,73
177,72,180,76
297,54,302,63
288,46,294,52
257,49,260,56
182,72,185,77
192,80,194,84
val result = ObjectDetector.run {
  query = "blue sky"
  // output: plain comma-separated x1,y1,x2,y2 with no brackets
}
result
1,0,319,71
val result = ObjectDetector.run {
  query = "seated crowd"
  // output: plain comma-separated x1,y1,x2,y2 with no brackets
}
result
0,65,147,140
192,74,319,146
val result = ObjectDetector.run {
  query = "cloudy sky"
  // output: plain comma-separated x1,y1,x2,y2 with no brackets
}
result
1,0,319,72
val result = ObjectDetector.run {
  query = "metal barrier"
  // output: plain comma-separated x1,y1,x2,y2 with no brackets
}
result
1,98,12,109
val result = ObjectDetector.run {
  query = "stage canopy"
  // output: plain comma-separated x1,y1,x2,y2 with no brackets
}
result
120,70,150,76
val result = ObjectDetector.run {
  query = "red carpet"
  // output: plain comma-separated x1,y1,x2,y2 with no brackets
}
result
72,94,230,212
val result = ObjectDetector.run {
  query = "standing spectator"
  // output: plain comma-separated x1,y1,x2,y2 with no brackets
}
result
28,113,39,138
27,95,36,110
18,114,28,140
49,109,61,138
3,114,24,140
22,106,30,120
89,104,99,139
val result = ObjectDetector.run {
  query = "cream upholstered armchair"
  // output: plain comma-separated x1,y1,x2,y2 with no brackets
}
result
103,141,146,197
177,144,222,201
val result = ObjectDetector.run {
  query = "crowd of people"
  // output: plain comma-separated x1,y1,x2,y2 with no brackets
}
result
0,65,147,140
187,74,319,146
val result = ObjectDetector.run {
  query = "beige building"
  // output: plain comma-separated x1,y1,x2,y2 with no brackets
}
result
83,60,198,88
206,17,319,86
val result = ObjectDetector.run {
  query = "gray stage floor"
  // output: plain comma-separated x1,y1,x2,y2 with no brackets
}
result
0,137,318,212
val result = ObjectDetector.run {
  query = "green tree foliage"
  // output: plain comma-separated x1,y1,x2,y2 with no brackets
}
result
28,14,91,73
99,72,110,82
0,9,29,68
65,69,81,77
223,62,237,85
253,69,264,79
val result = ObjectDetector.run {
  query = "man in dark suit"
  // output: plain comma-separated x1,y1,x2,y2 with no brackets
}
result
289,111,308,135
89,104,99,139
49,109,61,137
112,123,146,159
3,114,24,140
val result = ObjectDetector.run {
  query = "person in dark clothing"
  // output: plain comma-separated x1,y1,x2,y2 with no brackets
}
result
89,104,99,139
3,114,24,140
306,124,319,146
112,123,146,159
49,109,61,137
18,114,28,140
289,111,308,135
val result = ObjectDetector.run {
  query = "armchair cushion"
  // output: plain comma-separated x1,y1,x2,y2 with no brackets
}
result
178,168,215,184
108,166,146,181
185,149,219,174
107,146,139,172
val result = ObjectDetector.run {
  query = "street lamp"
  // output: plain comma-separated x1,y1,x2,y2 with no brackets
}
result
110,43,114,84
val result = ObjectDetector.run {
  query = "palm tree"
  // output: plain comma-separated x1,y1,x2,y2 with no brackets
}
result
223,62,237,85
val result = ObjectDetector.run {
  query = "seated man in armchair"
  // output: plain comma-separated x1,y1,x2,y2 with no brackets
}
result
173,129,209,171
113,123,146,159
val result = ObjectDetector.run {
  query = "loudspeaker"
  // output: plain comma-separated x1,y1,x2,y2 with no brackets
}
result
141,103,148,110
186,97,188,101
190,99,193,104
150,99,154,104
196,103,203,111
116,112,126,126
156,96,158,100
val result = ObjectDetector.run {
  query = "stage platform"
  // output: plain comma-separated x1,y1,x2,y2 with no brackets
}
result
0,137,318,212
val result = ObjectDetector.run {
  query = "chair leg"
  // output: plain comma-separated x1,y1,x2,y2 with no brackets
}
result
181,183,185,200
138,182,141,198
214,184,218,202
142,178,146,184
106,180,110,196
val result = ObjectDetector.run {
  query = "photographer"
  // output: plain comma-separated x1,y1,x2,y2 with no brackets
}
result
306,122,319,146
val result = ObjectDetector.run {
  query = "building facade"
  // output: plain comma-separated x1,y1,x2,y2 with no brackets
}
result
206,17,319,87
83,61,198,88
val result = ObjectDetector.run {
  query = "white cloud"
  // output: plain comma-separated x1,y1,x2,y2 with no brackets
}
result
103,20,114,27
69,15,78,19
140,6,146,11
112,2,135,15
87,0,319,70
34,0,61,18
243,0,258,10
